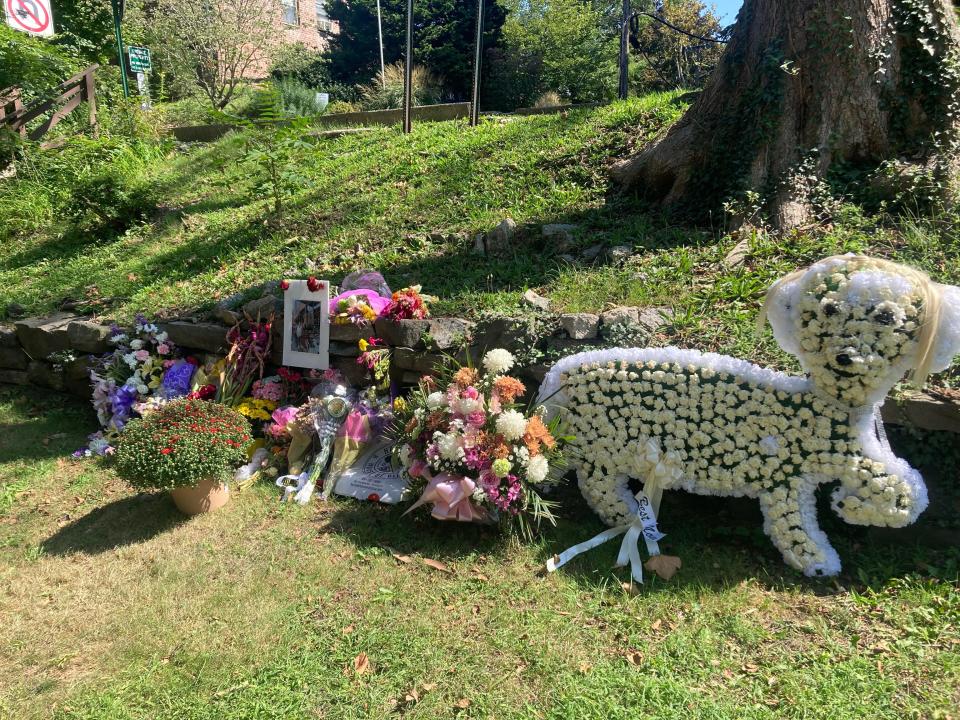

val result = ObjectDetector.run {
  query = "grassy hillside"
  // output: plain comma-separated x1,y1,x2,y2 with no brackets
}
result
2,95,959,373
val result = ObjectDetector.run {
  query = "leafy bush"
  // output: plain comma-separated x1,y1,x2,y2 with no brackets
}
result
114,399,251,491
325,100,359,115
358,63,444,111
270,43,333,89
484,0,617,110
0,135,167,242
0,25,80,102
275,78,325,117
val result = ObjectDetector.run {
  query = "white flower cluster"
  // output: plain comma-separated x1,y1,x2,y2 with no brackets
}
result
483,348,515,376
539,256,960,577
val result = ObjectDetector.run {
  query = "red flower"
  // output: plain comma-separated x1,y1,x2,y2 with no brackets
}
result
307,276,321,293
280,279,290,291
367,493,381,503
161,447,173,455
185,356,199,366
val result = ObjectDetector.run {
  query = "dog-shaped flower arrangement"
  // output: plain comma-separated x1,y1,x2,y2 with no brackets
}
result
539,256,960,577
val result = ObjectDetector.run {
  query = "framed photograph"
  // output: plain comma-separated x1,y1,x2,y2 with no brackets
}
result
282,280,330,370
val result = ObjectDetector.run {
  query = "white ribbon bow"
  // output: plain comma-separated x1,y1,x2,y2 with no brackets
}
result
547,487,665,584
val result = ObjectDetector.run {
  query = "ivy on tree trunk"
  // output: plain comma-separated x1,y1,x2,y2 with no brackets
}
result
612,0,960,228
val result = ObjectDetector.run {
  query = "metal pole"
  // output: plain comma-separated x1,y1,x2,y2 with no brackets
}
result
376,0,386,88
619,0,630,100
470,0,484,126
403,0,413,133
111,0,130,98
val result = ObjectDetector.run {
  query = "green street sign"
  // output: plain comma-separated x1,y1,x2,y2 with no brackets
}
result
128,46,151,73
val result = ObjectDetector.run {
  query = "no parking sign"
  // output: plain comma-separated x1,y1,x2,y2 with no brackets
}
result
4,0,55,37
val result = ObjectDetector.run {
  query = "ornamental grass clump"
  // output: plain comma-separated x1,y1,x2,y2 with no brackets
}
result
114,399,251,491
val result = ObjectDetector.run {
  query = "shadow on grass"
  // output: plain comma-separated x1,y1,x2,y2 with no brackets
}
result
533,482,959,596
41,493,187,556
318,501,511,562
0,388,97,463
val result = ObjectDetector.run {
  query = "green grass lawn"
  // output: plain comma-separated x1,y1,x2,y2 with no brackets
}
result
3,96,958,378
0,388,957,720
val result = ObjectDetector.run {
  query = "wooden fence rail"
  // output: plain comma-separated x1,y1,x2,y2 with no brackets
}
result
0,65,99,147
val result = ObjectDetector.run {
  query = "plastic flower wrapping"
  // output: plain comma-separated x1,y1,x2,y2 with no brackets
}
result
392,349,565,529
538,256,960,577
330,290,390,325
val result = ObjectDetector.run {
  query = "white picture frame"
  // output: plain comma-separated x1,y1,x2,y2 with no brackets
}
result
282,280,330,370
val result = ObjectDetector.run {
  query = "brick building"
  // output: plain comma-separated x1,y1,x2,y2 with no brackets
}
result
248,0,340,77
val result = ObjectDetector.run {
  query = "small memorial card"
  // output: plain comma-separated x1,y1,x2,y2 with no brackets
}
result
333,441,410,504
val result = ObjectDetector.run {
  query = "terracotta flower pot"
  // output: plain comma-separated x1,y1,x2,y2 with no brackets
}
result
170,478,230,516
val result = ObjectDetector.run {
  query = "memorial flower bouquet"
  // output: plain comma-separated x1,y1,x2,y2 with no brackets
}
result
81,316,184,457
382,286,433,321
392,349,565,532
217,319,273,407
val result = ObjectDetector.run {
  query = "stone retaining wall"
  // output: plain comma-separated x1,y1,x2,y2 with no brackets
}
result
0,303,660,400
3,304,959,438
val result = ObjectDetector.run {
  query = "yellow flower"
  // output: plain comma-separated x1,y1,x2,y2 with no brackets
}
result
358,338,369,352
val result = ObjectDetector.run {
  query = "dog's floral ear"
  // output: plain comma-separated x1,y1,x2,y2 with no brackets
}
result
929,284,960,374
764,276,804,357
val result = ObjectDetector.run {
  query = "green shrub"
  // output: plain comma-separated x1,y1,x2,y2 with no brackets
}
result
114,399,251,491
275,77,325,117
0,25,80,102
325,100,358,115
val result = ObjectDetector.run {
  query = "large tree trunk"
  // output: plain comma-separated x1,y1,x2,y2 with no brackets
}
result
613,0,960,228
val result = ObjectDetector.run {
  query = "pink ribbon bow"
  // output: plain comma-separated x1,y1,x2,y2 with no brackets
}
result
405,472,488,523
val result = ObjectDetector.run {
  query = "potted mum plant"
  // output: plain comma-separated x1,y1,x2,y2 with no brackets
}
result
114,398,252,515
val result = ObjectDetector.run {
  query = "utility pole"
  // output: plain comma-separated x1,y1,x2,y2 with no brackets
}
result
403,0,413,133
110,0,130,98
376,0,386,87
619,0,630,100
470,0,484,126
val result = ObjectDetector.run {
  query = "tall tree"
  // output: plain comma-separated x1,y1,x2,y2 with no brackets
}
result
130,0,283,109
325,0,506,98
612,0,960,228
485,0,618,108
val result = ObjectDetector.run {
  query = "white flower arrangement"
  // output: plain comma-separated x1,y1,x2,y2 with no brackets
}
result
539,256,960,577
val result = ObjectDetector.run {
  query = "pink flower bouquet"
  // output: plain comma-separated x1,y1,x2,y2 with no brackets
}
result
391,349,565,531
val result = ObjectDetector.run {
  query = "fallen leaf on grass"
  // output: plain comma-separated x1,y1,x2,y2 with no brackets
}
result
454,698,471,709
422,683,437,692
650,619,663,631
624,650,644,666
353,653,371,675
645,555,682,581
388,548,412,564
342,625,355,635
742,663,759,674
578,661,592,674
423,558,453,574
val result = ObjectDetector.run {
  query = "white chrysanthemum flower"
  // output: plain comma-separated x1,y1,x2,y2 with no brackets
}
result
426,392,446,411
482,348,515,375
495,410,527,440
527,454,549,484
454,397,483,415
434,432,461,462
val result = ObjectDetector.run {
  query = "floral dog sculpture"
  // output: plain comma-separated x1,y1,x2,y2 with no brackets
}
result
539,256,960,577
